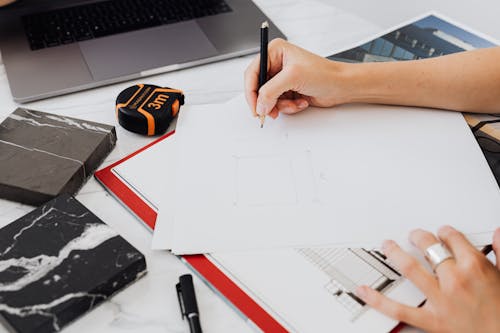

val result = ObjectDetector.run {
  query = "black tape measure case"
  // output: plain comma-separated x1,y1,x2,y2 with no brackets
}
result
116,84,184,136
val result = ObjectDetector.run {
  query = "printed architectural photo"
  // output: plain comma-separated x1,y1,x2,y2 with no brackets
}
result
329,14,496,63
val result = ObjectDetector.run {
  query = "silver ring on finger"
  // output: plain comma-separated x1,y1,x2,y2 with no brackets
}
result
424,243,453,272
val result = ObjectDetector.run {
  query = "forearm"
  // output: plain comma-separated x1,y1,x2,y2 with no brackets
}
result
341,47,500,113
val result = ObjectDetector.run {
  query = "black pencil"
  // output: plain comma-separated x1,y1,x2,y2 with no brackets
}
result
259,21,269,128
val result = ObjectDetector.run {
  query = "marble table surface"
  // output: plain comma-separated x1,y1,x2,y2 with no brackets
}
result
1,0,500,332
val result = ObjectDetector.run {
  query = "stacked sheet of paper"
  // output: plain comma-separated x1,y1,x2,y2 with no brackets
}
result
166,95,500,254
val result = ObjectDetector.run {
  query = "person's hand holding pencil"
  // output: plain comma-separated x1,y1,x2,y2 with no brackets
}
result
244,38,350,121
246,38,500,118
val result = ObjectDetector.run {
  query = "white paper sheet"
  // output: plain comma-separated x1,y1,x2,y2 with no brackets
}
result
109,102,493,251
170,95,500,254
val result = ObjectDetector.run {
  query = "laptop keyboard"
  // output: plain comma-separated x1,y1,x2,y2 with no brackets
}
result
22,0,232,50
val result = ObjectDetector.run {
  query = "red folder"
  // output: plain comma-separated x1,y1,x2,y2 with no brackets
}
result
94,131,404,333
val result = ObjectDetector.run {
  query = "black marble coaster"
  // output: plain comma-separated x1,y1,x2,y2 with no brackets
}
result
0,108,117,205
0,194,147,333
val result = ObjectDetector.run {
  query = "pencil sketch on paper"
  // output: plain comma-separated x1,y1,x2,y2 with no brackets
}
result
298,247,402,321
232,153,298,207
231,149,319,207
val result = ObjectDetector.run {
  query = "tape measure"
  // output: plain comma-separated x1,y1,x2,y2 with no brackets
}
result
116,84,184,136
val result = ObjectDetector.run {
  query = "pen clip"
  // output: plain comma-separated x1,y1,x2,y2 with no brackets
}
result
176,282,186,320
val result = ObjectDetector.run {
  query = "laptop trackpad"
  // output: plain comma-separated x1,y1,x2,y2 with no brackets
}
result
79,21,218,81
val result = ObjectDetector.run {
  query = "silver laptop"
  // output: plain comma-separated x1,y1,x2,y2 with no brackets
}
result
0,0,285,103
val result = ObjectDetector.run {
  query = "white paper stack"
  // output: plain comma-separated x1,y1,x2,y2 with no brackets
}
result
159,95,499,254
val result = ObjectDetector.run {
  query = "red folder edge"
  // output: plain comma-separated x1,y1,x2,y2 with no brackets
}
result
94,130,404,333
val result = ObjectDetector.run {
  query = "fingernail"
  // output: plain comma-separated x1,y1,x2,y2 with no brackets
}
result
494,228,500,242
298,100,308,108
356,286,367,298
256,103,266,116
382,240,395,253
438,225,453,235
442,225,453,231
409,229,420,245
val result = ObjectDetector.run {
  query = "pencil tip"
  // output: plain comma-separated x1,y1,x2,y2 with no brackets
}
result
261,21,269,29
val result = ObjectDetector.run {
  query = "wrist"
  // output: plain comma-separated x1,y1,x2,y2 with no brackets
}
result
332,61,395,105
325,60,354,105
